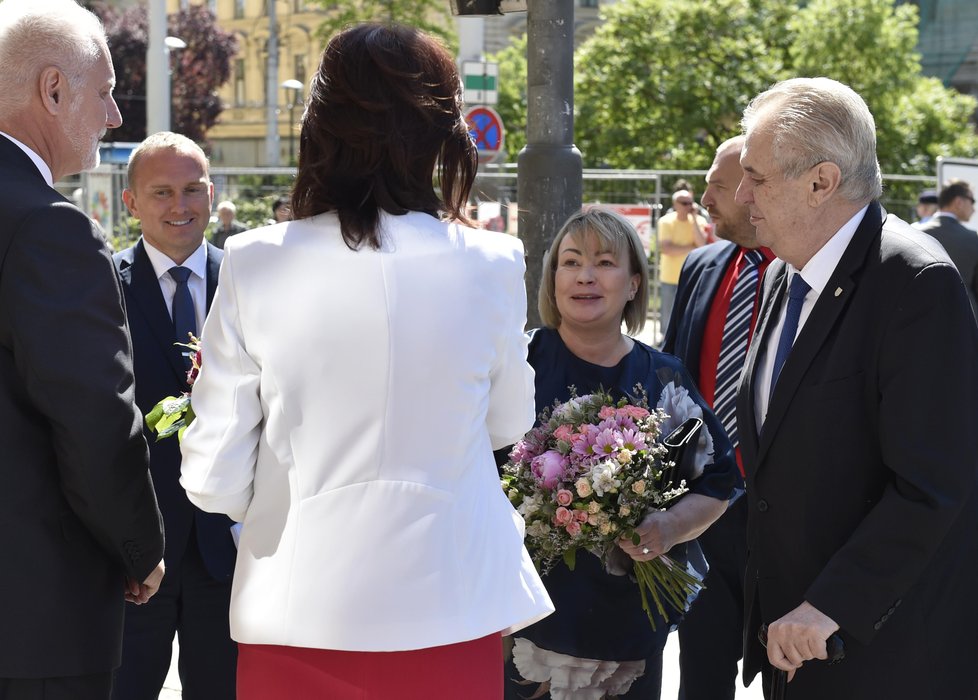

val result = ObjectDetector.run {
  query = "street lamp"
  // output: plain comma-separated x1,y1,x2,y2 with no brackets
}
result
164,36,187,133
281,79,303,165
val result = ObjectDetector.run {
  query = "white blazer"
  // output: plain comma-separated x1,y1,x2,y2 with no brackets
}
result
180,211,553,652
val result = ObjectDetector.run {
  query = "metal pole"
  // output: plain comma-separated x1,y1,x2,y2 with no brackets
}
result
517,0,582,329
288,100,295,164
147,0,168,136
265,0,280,166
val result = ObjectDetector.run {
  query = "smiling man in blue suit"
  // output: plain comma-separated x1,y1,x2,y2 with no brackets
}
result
113,132,237,700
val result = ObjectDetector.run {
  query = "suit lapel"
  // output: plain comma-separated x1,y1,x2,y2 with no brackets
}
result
205,242,223,312
739,261,787,469
687,243,739,374
755,203,883,463
123,240,187,384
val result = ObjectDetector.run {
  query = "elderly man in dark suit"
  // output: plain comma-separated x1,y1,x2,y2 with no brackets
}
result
914,180,978,318
664,135,774,700
0,1,165,698
734,77,978,699
113,132,237,700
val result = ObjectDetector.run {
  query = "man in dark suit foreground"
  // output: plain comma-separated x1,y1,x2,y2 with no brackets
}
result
735,77,978,699
664,135,773,700
0,1,165,698
914,179,978,319
113,132,237,699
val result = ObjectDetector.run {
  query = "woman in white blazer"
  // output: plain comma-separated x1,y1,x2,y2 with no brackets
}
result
179,23,553,699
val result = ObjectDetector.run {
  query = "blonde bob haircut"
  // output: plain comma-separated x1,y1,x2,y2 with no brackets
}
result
539,207,649,335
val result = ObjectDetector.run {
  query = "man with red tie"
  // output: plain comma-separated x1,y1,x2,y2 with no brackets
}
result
663,135,773,700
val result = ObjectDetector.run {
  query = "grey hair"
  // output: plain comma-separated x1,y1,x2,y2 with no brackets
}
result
539,207,649,335
217,200,237,214
127,131,211,189
742,77,882,203
0,0,107,120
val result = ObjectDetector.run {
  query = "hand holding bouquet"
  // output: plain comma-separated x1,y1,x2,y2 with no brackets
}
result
144,335,202,441
501,386,704,630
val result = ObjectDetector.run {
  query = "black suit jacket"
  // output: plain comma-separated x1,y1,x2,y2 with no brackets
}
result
114,240,236,582
0,136,164,677
915,213,978,318
737,203,978,698
661,240,739,368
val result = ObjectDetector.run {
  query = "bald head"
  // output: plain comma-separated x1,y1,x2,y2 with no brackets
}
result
702,135,757,248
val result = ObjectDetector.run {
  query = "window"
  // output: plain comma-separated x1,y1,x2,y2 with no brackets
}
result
233,0,245,18
234,59,246,106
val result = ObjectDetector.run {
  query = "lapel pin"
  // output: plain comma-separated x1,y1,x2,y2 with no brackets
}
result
834,287,843,297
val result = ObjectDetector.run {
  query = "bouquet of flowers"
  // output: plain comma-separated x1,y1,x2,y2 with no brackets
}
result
501,386,703,630
144,335,202,441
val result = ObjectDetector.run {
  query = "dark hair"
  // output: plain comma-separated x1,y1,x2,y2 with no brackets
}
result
272,195,289,213
938,180,974,209
291,23,477,250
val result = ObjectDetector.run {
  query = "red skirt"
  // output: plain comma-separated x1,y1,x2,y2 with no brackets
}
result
237,633,503,699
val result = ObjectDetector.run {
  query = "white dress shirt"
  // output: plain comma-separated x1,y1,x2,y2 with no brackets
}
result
141,239,208,335
754,205,868,427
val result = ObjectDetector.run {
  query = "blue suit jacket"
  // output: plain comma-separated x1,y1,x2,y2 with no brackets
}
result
661,240,739,376
114,239,236,581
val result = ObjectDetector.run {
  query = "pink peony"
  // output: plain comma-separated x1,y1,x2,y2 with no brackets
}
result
598,405,617,420
553,424,575,443
554,506,573,526
556,489,574,506
531,450,567,489
566,521,582,537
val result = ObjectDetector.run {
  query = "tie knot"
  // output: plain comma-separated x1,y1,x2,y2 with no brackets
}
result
168,266,192,284
743,250,764,268
788,273,810,300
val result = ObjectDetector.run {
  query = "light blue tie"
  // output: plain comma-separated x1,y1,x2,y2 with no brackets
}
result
168,266,196,365
713,250,764,449
769,273,810,400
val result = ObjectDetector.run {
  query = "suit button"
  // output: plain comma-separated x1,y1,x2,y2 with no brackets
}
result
888,607,895,615
757,499,769,512
874,621,882,630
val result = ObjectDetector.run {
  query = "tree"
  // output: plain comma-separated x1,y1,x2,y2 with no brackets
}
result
311,0,457,52
93,3,238,144
574,0,793,170
493,0,978,181
787,0,978,184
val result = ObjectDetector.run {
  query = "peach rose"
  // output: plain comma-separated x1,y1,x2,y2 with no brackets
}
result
555,489,574,506
554,506,573,526
566,521,582,537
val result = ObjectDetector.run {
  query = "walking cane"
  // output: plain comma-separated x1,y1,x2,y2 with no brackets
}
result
758,624,845,700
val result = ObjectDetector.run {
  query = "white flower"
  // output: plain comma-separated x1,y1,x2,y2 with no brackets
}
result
617,448,633,464
519,494,540,517
590,461,622,496
161,395,190,415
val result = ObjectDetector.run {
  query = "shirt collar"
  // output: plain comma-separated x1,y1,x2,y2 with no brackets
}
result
935,210,959,221
142,238,208,282
792,204,869,296
0,131,54,187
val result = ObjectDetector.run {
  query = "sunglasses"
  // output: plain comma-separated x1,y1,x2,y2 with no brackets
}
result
676,200,694,206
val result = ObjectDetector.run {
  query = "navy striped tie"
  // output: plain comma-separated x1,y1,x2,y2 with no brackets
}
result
713,250,764,449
